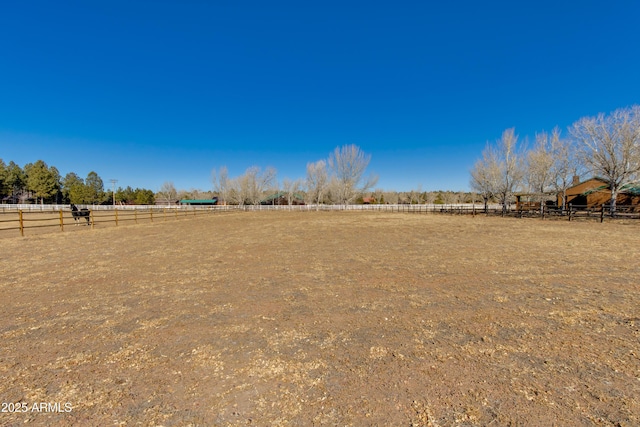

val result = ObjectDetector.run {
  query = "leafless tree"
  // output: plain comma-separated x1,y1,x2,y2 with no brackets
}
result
325,176,341,204
570,105,640,214
282,178,303,205
226,166,277,205
157,181,177,205
526,131,556,205
212,166,230,204
383,191,399,204
471,129,525,213
327,145,378,205
494,128,525,212
373,188,384,204
468,191,479,206
548,128,579,211
440,191,457,205
408,185,423,204
396,192,409,204
248,166,277,205
470,144,500,212
305,160,329,206
424,191,437,205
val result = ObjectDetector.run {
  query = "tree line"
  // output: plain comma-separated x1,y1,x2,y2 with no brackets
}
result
470,105,640,214
211,145,379,206
0,160,155,205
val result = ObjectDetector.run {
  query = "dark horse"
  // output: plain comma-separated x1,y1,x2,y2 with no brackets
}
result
70,204,91,225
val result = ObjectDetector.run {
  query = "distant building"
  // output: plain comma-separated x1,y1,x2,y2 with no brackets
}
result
179,197,218,206
260,192,305,205
362,197,376,204
561,177,640,207
514,193,556,210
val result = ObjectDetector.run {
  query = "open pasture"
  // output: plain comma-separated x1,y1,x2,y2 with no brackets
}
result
1,212,639,425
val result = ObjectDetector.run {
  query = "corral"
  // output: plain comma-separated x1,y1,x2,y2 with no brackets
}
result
1,212,639,425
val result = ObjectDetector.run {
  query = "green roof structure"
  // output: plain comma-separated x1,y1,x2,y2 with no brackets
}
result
179,198,218,205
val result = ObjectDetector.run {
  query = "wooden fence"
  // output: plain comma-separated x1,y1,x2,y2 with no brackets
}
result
0,206,227,237
1,203,638,237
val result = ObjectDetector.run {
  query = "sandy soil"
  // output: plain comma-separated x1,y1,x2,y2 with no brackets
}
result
1,211,639,426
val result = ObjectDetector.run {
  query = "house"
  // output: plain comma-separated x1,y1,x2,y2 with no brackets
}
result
561,177,640,207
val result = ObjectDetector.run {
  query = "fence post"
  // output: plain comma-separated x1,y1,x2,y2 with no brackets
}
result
59,210,64,231
90,210,95,229
600,204,605,223
135,209,138,224
115,209,119,226
150,209,153,222
568,203,573,221
19,210,24,237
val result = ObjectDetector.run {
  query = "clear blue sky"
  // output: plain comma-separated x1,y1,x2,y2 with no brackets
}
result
2,1,639,192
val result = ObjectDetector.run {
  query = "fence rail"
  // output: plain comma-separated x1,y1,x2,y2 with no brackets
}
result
1,203,638,237
0,206,228,237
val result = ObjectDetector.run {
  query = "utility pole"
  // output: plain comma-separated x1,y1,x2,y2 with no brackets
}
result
109,179,118,206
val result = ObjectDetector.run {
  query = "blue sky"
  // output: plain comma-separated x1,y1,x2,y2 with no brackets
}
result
2,1,639,192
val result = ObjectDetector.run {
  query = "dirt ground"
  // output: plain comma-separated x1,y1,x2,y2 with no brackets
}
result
1,211,639,426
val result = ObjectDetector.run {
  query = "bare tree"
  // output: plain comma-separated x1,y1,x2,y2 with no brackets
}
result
212,166,230,204
526,131,556,205
397,191,410,204
373,188,384,204
325,176,341,204
157,181,177,205
494,128,525,213
383,191,399,204
305,160,329,206
471,129,525,213
408,185,423,204
470,144,500,212
548,128,579,211
230,166,277,205
440,191,457,204
327,145,378,205
282,178,303,205
423,191,438,205
570,105,640,214
254,166,277,205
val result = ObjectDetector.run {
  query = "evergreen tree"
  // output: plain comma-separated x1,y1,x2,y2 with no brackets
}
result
5,162,26,202
134,188,155,205
24,160,59,204
0,159,7,198
85,171,105,204
62,172,84,203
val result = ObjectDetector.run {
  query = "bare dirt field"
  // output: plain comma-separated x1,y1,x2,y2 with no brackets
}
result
1,211,639,426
